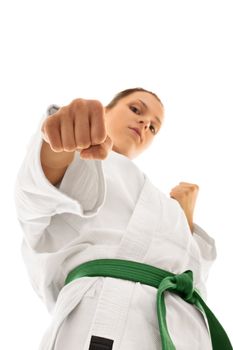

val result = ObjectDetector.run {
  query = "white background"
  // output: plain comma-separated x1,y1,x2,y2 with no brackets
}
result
1,0,232,348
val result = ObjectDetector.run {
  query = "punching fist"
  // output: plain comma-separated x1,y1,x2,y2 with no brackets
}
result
170,182,199,233
41,98,113,160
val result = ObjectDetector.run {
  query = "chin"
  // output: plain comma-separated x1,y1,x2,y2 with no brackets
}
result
113,143,138,159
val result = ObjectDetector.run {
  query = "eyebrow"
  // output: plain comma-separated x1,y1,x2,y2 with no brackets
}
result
137,99,162,125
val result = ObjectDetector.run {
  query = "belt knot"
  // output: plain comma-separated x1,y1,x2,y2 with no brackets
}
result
158,270,196,304
170,270,194,302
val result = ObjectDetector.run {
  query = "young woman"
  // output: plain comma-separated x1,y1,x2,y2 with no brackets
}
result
14,88,232,350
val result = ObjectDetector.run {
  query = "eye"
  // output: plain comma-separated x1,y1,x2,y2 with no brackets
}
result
129,105,141,115
149,124,157,135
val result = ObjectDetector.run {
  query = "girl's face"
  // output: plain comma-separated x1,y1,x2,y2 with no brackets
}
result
104,91,164,159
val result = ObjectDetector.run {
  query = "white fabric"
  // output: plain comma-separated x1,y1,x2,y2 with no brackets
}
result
14,106,217,350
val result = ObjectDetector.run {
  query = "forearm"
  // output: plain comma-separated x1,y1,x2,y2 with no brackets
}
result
40,140,75,169
40,140,75,185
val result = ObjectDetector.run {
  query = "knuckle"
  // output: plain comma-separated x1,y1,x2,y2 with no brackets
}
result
190,184,199,191
90,99,103,110
71,97,85,105
70,98,88,113
90,100,104,117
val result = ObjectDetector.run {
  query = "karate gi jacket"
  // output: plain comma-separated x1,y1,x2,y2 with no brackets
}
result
14,105,217,350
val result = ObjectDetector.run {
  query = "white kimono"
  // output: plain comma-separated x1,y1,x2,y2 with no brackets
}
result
14,106,217,350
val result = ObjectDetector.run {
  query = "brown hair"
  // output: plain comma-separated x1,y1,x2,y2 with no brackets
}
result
105,87,163,110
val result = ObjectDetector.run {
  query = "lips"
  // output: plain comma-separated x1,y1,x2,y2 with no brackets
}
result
129,127,141,140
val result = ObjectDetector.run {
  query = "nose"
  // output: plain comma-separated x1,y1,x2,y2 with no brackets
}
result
139,119,150,130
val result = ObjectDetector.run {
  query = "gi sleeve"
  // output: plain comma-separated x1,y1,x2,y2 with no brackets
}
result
14,104,106,249
192,222,217,283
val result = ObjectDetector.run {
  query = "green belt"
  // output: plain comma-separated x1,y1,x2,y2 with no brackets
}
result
64,259,232,350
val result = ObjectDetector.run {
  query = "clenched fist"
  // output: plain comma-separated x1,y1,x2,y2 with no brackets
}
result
41,98,113,160
170,182,199,233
